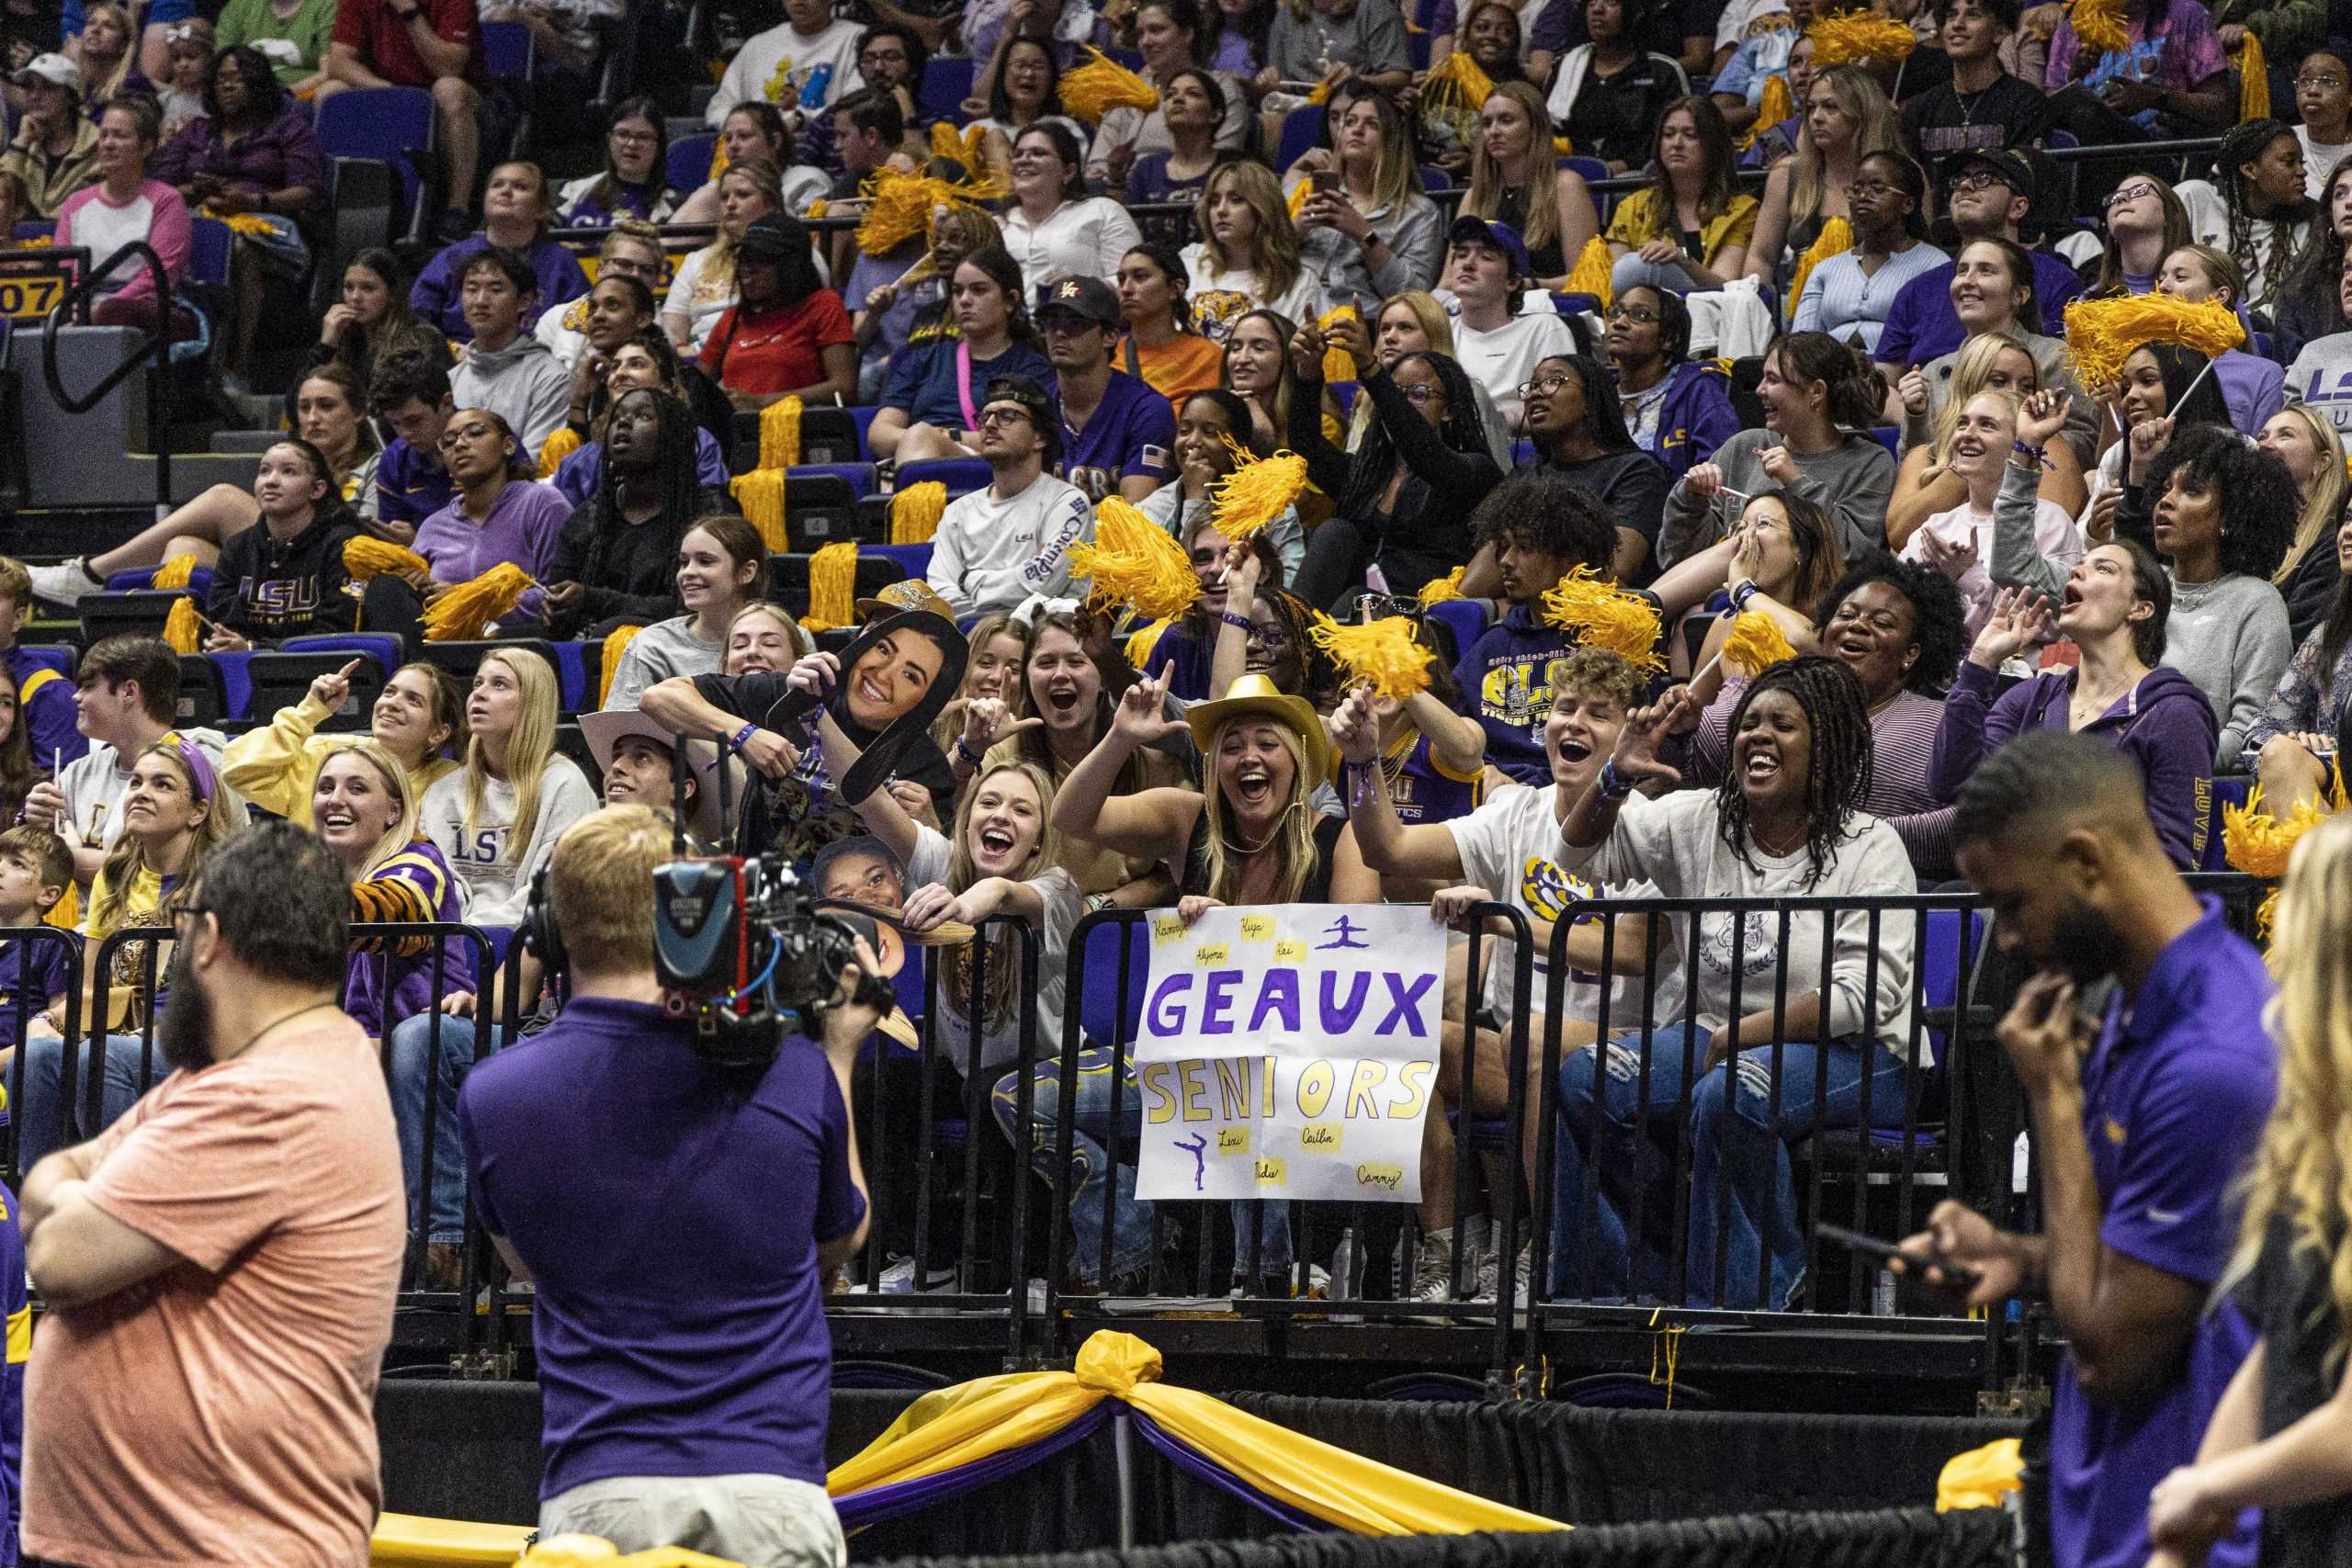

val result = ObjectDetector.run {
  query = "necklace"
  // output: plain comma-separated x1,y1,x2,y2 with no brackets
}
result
1750,818,1805,857
1951,83,1994,130
231,998,338,1059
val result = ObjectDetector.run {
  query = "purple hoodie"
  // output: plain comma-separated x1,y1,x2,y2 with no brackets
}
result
1928,660,2219,870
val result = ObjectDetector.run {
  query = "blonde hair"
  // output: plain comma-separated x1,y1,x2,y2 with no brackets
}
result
2223,813,2352,1376
78,1,138,100
1465,83,1562,254
707,157,785,292
316,738,423,879
1931,386,2020,478
2268,403,2349,591
2164,243,2247,310
1195,162,1305,303
1791,66,1900,238
91,740,243,938
462,648,561,869
724,600,816,672
944,761,1059,1032
548,805,671,975
934,613,1034,750
1375,290,1454,357
1198,716,1319,905
1920,331,2038,482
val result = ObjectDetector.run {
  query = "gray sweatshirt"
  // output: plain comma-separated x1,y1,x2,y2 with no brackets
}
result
448,333,573,459
2163,572,2292,772
1659,427,1897,568
602,616,724,713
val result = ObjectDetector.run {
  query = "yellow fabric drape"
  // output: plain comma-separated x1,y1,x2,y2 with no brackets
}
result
800,541,859,633
537,426,584,480
1937,1438,2023,1512
1784,216,1851,322
889,480,946,544
2238,30,2267,118
760,396,804,468
729,469,788,554
599,625,643,706
1562,235,1612,307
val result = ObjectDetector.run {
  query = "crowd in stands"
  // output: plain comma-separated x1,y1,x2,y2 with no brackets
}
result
6,0,2352,1325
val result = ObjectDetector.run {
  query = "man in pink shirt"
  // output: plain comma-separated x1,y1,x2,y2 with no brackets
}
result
17,822,404,1568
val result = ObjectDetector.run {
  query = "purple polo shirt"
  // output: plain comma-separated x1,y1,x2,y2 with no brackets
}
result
2049,897,2271,1568
457,997,862,1498
373,438,455,532
1873,250,2086,368
1057,367,1175,503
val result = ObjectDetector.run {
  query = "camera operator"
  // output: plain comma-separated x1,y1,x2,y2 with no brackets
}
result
454,805,878,1567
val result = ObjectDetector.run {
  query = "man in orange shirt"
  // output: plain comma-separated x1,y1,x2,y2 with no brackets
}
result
17,822,404,1568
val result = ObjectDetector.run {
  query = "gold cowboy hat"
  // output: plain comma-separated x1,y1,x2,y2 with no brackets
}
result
854,578,957,621
1184,673,1336,794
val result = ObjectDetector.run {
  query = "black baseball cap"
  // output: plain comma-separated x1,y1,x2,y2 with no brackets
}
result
1035,274,1122,330
1939,146,2035,198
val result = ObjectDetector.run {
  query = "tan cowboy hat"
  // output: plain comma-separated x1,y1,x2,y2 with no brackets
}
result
578,710,738,846
854,578,957,621
1184,673,1336,795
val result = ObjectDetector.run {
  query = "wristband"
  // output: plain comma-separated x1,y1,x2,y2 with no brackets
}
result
2010,440,2048,468
1218,610,1252,633
1729,578,1760,612
730,722,759,754
1344,758,1383,808
1598,759,1634,801
953,733,983,769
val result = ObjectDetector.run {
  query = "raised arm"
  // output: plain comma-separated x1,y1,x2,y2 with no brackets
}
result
1926,590,2052,800
1047,673,1202,863
1329,687,1469,882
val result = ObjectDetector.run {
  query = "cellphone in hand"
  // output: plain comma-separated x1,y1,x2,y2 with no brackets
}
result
1814,1222,1980,1290
1308,170,1336,195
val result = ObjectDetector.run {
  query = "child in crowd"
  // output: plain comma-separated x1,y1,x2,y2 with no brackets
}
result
0,825,76,1084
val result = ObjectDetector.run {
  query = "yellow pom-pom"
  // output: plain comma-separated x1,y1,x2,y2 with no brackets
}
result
1125,615,1173,668
1058,45,1159,125
1563,234,1613,308
2222,782,2328,881
804,197,829,220
760,394,804,469
2067,0,2128,55
1067,497,1203,621
889,480,946,544
1309,613,1433,699
709,134,729,181
1306,78,1334,105
150,555,195,591
163,595,201,654
203,207,278,237
1805,9,1917,66
2061,292,2245,388
598,624,643,706
421,561,536,641
1722,610,1800,675
1541,566,1666,671
1419,47,1494,141
1317,304,1360,383
1785,216,1852,322
2238,30,2267,119
1738,73,1793,151
344,537,431,582
1419,567,1467,604
729,469,788,554
800,541,858,633
1286,177,1312,221
537,425,583,480
854,167,1006,257
1211,440,1307,542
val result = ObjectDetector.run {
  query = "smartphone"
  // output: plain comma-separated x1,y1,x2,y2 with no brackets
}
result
1814,1222,1980,1289
1308,170,1336,196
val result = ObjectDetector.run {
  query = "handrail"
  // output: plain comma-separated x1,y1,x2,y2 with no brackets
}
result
40,239,168,415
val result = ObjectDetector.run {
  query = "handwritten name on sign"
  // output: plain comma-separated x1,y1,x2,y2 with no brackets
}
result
1134,904,1442,1202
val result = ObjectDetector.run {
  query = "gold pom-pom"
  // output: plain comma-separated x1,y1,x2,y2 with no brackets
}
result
1309,613,1433,699
163,595,201,654
2061,292,2245,388
1317,304,1360,383
889,480,946,544
1738,73,1793,151
2067,0,2128,55
344,537,431,582
537,425,583,480
709,134,729,181
1059,45,1159,126
422,561,536,641
805,198,829,220
1286,177,1312,221
1541,566,1666,671
1419,567,1467,604
1721,610,1800,675
2222,782,2326,880
2239,30,2267,118
854,168,1006,257
929,120,989,171
599,624,643,706
1806,9,1917,65
1420,47,1494,143
150,554,196,591
1785,216,1852,322
760,394,804,469
42,881,76,932
1563,234,1613,307
203,206,279,237
1067,497,1203,622
729,469,788,554
800,541,858,633
1211,440,1307,542
1125,615,1173,667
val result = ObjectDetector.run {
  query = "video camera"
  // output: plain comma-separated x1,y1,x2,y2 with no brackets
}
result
649,732,896,1071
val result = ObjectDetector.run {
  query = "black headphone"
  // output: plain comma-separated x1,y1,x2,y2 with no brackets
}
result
519,865,566,976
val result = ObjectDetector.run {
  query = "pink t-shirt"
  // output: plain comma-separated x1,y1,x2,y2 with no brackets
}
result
22,1012,404,1568
53,177,192,302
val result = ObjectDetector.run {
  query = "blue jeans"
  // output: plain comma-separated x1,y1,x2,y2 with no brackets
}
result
1551,1024,1707,1302
1611,252,1702,296
17,1032,167,1168
991,1047,1156,1284
387,1011,487,1243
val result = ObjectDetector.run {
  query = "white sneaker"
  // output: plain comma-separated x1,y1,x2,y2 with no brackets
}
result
28,558,102,605
1409,1225,1464,1308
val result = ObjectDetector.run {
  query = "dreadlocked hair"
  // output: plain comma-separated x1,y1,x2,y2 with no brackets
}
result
2215,119,2316,317
1259,585,1340,706
1337,350,1491,520
583,389,707,594
944,761,1060,1036
1714,654,1873,888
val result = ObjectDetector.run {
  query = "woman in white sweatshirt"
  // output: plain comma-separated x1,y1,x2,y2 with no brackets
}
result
418,647,596,927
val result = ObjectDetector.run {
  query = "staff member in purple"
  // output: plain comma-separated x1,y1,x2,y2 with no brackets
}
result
456,805,885,1566
1896,731,2273,1568
1037,275,1175,504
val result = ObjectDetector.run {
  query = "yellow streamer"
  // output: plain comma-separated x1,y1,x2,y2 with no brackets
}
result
537,425,583,480
760,395,804,468
729,469,788,554
801,541,859,634
1058,46,1159,126
1210,440,1307,542
162,596,200,655
1419,567,1467,604
2222,781,2324,881
1784,216,1851,322
2068,0,2128,54
1419,48,1494,144
1317,304,1360,383
1067,497,1202,621
345,538,431,582
421,561,535,642
1721,609,1799,674
1562,234,1612,307
1125,615,1173,667
201,206,277,236
599,625,643,706
150,554,195,591
42,882,76,933
1805,9,1917,65
2238,30,2267,119
709,134,729,181
889,480,946,545
1286,177,1313,222
854,167,1007,257
1541,566,1665,671
1737,73,1792,151
1309,613,1432,699
2061,291,2245,388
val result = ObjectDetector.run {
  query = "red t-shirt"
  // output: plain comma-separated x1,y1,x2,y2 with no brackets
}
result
700,289,854,397
332,0,492,92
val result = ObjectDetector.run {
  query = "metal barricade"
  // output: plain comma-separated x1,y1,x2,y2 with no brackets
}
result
0,923,85,1188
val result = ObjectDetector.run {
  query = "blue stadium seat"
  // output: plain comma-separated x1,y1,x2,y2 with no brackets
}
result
795,462,877,500
1418,164,1452,193
2204,776,2252,871
243,649,387,727
1276,104,1324,171
1870,425,1900,459
1408,30,1432,68
1426,597,1491,656
280,633,405,674
105,567,214,598
316,87,435,243
920,57,975,123
1559,155,1610,185
868,542,934,583
1552,292,1602,317
187,217,232,288
1076,919,1149,1050
10,221,53,243
667,133,715,194
894,457,991,498
481,19,533,84
550,642,595,713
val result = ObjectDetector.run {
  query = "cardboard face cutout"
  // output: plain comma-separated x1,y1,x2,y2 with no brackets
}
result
760,609,967,806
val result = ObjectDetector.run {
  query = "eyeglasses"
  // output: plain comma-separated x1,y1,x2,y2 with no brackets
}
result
436,422,498,452
2300,72,2347,88
1242,620,1288,649
1847,179,1899,200
1516,371,1573,399
2104,182,2158,209
1949,168,2009,192
1396,382,1441,405
860,46,907,63
1603,303,1658,324
609,127,657,145
975,407,1033,429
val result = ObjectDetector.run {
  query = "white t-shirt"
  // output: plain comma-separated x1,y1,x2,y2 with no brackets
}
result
1445,782,1670,1032
707,17,866,124
1451,310,1580,429
54,729,236,860
2177,177,2314,314
2300,127,2352,200
419,759,599,928
1899,492,2085,639
662,245,735,357
906,824,1083,1076
1179,241,1325,344
1594,790,1921,1060
924,471,1095,620
1713,0,1791,52
1000,197,1147,299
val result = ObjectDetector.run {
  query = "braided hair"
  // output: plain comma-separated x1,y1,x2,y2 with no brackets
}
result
2215,118,2316,317
1714,654,1874,888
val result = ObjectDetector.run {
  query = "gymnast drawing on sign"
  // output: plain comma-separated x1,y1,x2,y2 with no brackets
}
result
1317,914,1369,950
1176,1133,1208,1191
